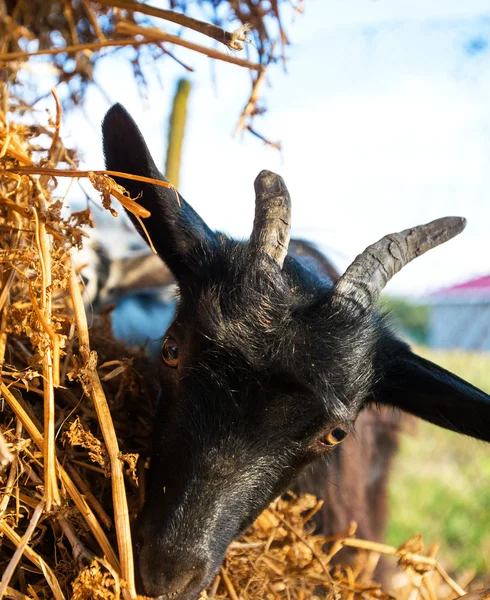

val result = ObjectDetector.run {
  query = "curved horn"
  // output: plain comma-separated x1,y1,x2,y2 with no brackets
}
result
333,217,467,310
249,170,291,269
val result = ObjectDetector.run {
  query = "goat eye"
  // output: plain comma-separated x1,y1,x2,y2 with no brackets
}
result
161,336,179,368
323,426,348,446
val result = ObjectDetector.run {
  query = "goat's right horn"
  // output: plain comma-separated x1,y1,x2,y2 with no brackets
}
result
249,170,291,269
333,216,467,311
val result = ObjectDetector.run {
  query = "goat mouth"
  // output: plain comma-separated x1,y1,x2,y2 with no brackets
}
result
156,591,184,600
154,582,194,600
150,570,212,600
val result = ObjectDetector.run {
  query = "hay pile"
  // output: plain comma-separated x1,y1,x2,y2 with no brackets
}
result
0,89,487,600
1,0,297,145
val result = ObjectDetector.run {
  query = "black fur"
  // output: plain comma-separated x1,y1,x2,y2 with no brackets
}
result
102,104,490,600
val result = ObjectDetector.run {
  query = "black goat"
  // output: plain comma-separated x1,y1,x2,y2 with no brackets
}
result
102,104,490,600
81,238,401,545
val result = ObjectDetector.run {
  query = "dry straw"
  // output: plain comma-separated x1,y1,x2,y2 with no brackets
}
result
0,0,296,145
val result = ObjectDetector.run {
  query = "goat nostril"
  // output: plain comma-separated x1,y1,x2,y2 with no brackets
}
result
139,549,209,599
143,569,200,599
164,569,196,595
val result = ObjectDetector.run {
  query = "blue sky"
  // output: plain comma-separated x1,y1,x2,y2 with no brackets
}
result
36,0,490,296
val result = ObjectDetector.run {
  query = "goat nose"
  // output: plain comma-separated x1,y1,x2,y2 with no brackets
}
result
139,549,208,599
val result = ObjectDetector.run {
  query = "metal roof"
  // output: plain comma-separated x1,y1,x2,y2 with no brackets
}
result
429,274,490,304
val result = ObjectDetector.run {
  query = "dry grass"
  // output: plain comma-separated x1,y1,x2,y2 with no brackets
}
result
0,0,298,144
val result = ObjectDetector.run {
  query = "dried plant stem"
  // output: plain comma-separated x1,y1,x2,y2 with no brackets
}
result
408,574,424,600
82,0,107,41
69,266,136,599
3,141,33,166
456,571,478,593
0,310,7,371
0,430,13,467
208,574,221,599
0,199,63,240
28,286,57,343
455,589,490,600
96,557,122,600
18,493,41,510
0,519,65,600
0,38,151,61
234,69,266,136
268,507,335,585
0,32,262,71
0,214,19,365
4,587,30,600
117,22,263,71
341,538,466,597
0,382,119,570
1,167,176,213
95,0,243,49
421,544,440,600
3,165,177,251
65,461,113,530
0,501,46,598
47,88,62,160
246,126,282,151
424,574,438,600
60,467,120,568
342,538,435,566
0,424,20,517
10,168,172,190
62,0,79,45
58,514,94,563
69,458,106,474
321,521,357,545
0,454,17,515
299,498,324,527
0,268,16,313
31,206,60,511
435,564,466,598
220,568,240,600
2,382,44,396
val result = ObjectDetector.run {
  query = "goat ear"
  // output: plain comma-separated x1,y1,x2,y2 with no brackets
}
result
372,340,490,443
102,103,216,280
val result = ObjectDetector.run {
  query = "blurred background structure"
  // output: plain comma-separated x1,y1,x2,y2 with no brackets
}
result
427,276,490,350
2,0,490,582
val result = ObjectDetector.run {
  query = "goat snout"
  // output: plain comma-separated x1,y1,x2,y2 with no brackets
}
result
138,545,211,600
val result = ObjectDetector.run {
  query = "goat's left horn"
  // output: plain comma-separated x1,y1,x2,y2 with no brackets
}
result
333,216,467,310
249,170,291,269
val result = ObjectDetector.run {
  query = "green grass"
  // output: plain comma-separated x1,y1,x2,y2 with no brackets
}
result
386,348,490,575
